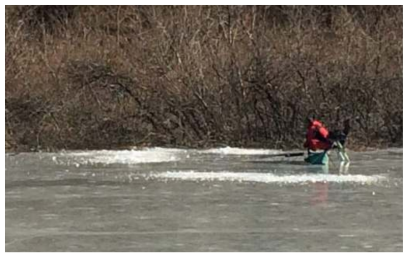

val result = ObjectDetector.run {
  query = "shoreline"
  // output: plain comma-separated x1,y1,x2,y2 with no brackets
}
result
5,143,403,154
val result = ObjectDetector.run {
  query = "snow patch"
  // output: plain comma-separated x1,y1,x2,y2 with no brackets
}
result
67,148,186,165
199,147,282,155
147,171,386,184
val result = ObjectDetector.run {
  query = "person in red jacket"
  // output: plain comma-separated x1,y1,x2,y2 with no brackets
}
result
304,117,351,151
304,117,333,151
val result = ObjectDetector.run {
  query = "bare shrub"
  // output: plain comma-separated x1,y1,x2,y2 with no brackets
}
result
5,6,403,151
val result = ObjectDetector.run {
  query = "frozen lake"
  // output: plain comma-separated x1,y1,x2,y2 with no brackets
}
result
5,147,403,251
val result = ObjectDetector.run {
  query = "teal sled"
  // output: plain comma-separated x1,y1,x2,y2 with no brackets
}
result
305,151,329,165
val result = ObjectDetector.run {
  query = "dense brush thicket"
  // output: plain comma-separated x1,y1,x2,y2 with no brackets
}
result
5,6,403,151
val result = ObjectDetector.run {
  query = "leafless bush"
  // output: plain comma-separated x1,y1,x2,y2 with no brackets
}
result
5,6,403,151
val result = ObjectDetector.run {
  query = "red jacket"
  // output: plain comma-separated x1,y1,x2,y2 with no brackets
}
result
304,120,332,151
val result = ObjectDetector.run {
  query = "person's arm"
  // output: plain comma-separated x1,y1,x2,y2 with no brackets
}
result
314,128,327,141
315,127,333,145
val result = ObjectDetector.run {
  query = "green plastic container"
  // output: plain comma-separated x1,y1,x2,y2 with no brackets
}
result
305,151,329,165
